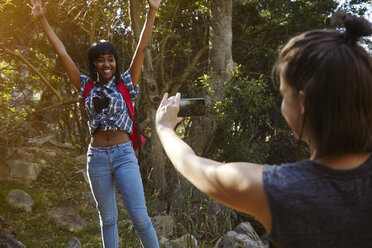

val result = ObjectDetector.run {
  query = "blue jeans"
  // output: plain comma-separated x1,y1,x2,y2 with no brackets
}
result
87,141,159,248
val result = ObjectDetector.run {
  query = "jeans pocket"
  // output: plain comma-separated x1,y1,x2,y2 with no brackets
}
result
87,151,98,164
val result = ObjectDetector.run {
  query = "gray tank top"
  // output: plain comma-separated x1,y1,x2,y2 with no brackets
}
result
263,156,372,248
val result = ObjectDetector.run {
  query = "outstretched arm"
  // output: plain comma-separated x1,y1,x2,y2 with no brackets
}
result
129,0,160,86
155,93,271,232
28,0,81,89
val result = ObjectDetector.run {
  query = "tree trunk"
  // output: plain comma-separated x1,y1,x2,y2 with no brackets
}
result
186,0,235,156
89,0,100,44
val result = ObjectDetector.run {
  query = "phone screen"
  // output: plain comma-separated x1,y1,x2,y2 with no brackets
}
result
178,98,205,117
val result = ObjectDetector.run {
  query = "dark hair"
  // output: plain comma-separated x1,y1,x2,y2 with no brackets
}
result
88,40,121,84
272,13,372,158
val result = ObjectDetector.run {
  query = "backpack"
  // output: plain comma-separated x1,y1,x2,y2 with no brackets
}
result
82,80,146,152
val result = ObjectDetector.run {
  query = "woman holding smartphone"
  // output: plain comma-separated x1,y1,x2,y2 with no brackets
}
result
156,13,372,248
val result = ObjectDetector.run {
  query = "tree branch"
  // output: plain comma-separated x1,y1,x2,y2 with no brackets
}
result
240,17,290,40
90,0,100,43
165,45,209,95
59,2,91,36
160,0,181,86
0,43,63,102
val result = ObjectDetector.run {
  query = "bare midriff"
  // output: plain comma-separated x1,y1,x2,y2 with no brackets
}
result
90,129,130,147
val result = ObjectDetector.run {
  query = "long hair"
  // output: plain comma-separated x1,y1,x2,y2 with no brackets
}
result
88,40,121,84
272,13,372,158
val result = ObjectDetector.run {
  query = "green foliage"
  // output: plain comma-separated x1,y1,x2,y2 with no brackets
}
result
232,0,339,77
0,151,103,247
0,0,370,245
212,68,275,163
0,0,13,12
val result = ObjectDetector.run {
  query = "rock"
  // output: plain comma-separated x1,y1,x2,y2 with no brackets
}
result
67,237,81,248
159,236,170,247
28,135,55,146
19,147,57,160
34,149,57,160
0,231,26,248
234,222,265,244
6,160,42,181
49,208,88,232
161,234,198,248
215,222,265,248
0,216,26,247
6,189,34,212
151,215,175,238
215,231,262,248
0,216,16,238
28,135,76,150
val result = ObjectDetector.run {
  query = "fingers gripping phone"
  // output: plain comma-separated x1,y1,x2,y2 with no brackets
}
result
178,98,205,117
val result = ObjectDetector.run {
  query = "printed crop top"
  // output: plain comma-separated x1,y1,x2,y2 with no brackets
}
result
78,69,139,135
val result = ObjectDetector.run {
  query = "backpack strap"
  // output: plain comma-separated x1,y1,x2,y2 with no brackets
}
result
116,81,146,152
82,81,96,115
116,82,135,117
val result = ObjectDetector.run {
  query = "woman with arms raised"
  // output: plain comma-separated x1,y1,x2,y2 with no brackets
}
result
29,0,160,247
156,13,372,248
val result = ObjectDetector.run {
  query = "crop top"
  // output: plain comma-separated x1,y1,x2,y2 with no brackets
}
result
78,70,139,135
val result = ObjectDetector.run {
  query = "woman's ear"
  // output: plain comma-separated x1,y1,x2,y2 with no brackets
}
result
299,90,305,115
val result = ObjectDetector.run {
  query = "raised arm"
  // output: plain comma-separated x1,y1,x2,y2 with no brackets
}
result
28,0,81,89
155,93,272,232
129,0,160,86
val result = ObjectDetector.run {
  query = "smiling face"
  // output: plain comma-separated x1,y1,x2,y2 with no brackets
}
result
94,54,116,84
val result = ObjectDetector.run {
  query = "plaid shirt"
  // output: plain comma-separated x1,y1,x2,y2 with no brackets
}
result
79,69,139,135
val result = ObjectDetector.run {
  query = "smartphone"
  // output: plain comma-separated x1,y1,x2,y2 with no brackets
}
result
178,98,205,117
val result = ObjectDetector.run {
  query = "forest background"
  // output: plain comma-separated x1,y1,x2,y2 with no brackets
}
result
0,0,371,247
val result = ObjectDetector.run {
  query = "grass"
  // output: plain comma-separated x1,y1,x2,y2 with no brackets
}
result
0,146,244,248
0,148,141,247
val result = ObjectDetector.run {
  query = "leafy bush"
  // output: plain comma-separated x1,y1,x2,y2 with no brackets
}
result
212,69,276,164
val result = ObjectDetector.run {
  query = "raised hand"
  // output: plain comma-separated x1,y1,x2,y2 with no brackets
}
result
28,0,48,20
148,0,160,10
156,93,183,130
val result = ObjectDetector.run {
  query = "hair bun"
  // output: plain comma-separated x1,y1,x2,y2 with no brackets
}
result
332,11,372,45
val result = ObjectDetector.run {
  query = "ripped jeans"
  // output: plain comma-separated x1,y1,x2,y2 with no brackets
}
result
87,141,159,248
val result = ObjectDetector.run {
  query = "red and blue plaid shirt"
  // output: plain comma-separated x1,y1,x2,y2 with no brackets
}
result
79,69,139,135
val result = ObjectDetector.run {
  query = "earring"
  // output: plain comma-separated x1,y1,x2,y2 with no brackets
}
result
96,72,100,82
